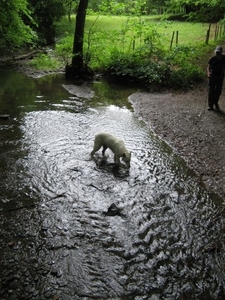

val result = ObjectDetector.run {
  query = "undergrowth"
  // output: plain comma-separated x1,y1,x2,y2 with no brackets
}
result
29,53,62,70
105,45,205,89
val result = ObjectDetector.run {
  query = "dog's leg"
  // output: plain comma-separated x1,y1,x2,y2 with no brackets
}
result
114,154,120,165
90,149,96,157
102,145,107,156
90,141,101,157
114,154,126,168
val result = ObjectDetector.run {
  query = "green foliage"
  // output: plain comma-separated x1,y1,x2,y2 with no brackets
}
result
99,0,127,15
168,0,225,22
28,0,66,45
105,42,205,89
55,35,73,65
0,0,69,50
55,15,76,37
80,16,167,70
105,50,204,89
170,65,204,88
106,52,171,85
28,53,62,70
98,0,147,16
0,0,37,50
165,45,206,88
33,14,214,89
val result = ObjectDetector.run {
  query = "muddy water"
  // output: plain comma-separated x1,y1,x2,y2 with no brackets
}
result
0,69,225,300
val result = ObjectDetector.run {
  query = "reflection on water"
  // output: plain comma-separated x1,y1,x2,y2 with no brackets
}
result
0,69,225,300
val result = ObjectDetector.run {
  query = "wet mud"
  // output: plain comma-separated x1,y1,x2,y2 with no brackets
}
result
1,70,225,299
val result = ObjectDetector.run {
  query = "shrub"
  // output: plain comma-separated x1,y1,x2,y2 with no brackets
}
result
168,64,204,89
55,35,73,65
106,51,171,87
105,46,205,89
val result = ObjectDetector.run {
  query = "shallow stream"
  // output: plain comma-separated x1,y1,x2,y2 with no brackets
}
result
0,68,225,299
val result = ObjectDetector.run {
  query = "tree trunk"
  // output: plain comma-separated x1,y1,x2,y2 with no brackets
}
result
66,0,89,79
72,0,89,64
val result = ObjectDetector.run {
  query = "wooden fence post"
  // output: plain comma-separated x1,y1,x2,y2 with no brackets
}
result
168,23,225,48
205,23,211,44
133,36,135,51
214,25,218,40
205,30,210,44
170,31,175,49
219,25,222,38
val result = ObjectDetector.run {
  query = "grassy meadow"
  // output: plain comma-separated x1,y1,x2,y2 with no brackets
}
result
56,15,217,49
31,15,224,88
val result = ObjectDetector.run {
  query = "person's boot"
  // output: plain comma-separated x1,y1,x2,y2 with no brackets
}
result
215,103,220,110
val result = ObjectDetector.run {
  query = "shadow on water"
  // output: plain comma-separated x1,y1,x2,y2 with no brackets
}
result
0,69,225,300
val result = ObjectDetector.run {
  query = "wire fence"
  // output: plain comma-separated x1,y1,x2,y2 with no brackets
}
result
170,23,225,49
205,23,225,44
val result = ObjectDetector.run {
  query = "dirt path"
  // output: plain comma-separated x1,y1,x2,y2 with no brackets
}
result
129,79,225,200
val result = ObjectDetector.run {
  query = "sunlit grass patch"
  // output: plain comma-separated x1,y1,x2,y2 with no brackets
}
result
28,53,62,71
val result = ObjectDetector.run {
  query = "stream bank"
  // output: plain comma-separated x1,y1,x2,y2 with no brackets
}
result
129,81,225,200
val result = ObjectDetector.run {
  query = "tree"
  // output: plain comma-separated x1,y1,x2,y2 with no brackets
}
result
66,0,91,79
63,0,79,22
28,0,66,44
72,0,88,67
167,0,225,22
0,0,36,50
145,0,167,14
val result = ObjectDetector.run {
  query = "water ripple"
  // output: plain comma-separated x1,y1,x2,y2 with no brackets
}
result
1,76,225,299
15,104,225,298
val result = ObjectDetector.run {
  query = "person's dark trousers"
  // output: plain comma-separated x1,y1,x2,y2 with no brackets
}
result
208,75,224,108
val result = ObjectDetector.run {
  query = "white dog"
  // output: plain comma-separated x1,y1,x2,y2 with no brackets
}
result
90,133,131,168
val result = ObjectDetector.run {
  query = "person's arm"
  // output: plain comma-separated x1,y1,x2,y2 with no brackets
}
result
222,56,225,78
207,64,212,77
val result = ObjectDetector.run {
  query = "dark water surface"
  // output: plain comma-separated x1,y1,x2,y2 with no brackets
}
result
0,68,225,300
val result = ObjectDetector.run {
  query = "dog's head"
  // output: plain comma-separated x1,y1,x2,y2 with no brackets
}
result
122,151,131,168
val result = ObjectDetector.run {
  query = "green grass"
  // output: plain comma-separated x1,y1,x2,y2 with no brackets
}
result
55,15,218,48
152,21,210,45
54,15,219,69
33,15,224,89
28,53,62,71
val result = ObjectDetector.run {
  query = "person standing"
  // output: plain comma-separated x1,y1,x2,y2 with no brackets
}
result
207,45,225,110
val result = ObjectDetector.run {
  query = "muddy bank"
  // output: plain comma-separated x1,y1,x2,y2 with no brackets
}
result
0,53,64,78
129,81,225,199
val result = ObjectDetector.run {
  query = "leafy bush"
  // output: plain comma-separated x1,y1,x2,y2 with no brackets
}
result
105,46,205,89
164,45,205,88
85,19,206,89
55,35,73,65
168,65,204,88
106,52,171,86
